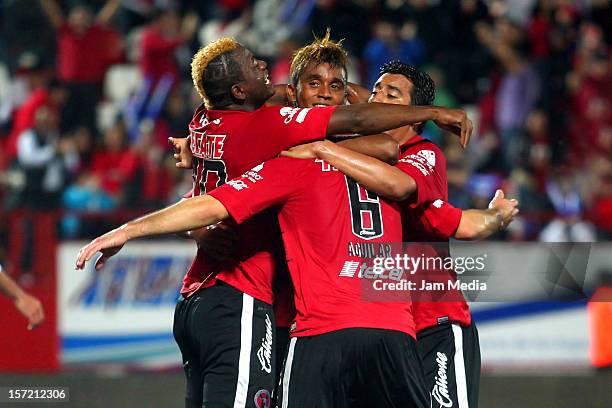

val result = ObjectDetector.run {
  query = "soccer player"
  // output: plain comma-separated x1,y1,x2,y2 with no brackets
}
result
169,34,469,394
83,36,471,407
0,264,44,330
78,149,434,408
281,61,519,408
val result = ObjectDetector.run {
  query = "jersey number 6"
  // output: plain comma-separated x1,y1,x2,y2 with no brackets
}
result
345,177,384,240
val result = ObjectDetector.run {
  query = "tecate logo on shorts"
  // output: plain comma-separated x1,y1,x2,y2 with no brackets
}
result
432,352,453,407
257,314,273,373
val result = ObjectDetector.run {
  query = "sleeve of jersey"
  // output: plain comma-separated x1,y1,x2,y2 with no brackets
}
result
395,148,441,205
208,157,297,224
255,105,337,150
413,200,462,239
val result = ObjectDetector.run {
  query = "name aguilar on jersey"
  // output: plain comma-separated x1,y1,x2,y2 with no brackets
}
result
347,242,394,259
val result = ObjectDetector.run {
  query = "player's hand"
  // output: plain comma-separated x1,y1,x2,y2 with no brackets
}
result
192,223,238,262
75,228,129,271
14,292,44,330
433,108,473,148
280,141,324,160
168,137,193,169
488,189,519,229
346,84,367,104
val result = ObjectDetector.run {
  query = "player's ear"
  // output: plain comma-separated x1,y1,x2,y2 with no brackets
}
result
231,83,247,103
286,84,298,107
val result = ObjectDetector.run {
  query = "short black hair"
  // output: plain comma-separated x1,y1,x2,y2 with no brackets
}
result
379,60,435,106
379,61,435,133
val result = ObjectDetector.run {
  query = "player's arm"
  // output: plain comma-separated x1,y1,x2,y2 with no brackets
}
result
38,0,64,29
76,195,230,270
0,266,45,330
327,103,472,148
346,82,371,104
95,0,122,26
282,140,415,200
334,134,399,164
455,190,519,240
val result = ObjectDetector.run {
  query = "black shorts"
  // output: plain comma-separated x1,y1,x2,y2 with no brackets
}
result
271,326,290,407
417,321,481,408
173,282,276,408
275,327,290,382
276,328,430,408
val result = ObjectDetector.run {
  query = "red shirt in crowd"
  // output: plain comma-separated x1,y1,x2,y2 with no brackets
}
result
57,23,121,83
90,149,140,196
395,135,472,332
6,89,55,157
182,104,336,306
210,157,413,338
138,27,183,84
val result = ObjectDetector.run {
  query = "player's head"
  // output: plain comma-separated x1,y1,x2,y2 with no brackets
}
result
369,61,435,133
191,38,274,110
287,30,348,108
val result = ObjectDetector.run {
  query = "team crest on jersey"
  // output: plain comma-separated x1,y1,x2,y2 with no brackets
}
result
417,149,436,167
433,199,444,208
279,107,311,124
254,389,271,408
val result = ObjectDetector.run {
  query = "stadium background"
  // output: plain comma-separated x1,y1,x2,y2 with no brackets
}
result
0,0,610,406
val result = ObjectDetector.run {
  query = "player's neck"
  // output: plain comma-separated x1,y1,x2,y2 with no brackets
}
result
388,126,418,146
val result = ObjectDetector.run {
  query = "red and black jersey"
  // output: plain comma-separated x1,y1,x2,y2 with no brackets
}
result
395,135,471,331
210,157,415,338
181,104,336,305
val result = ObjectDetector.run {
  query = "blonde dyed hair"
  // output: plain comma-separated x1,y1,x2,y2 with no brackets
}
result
191,37,239,108
290,29,349,87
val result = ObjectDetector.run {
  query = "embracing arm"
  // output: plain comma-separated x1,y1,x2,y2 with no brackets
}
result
335,134,399,164
283,140,415,201
455,190,519,240
328,103,471,147
76,195,229,270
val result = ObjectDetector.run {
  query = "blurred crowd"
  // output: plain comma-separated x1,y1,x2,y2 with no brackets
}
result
0,0,610,241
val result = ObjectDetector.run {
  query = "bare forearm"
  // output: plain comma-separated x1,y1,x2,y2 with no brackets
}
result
336,134,399,164
38,0,63,28
328,103,440,136
455,209,503,240
315,140,415,200
123,195,229,240
96,0,122,26
0,271,24,301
